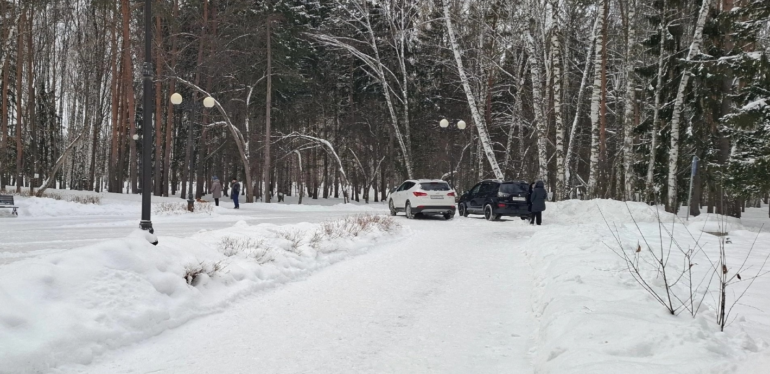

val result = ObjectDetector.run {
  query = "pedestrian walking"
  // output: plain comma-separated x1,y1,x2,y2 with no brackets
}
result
231,178,241,209
529,180,547,226
211,176,222,206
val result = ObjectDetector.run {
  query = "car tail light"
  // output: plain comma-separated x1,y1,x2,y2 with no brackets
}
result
498,203,506,208
447,192,456,197
413,192,427,197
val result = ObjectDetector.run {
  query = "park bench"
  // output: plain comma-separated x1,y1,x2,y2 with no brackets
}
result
0,195,18,216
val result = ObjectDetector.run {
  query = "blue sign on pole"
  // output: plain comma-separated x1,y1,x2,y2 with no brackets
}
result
691,156,699,177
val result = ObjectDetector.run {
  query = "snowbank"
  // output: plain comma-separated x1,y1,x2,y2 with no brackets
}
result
0,215,403,373
524,200,770,373
15,196,137,217
546,199,672,225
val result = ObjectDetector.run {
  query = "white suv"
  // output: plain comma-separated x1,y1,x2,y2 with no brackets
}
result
388,179,457,220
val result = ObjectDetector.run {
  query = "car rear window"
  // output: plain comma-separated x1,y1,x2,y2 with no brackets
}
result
420,182,451,191
500,183,527,194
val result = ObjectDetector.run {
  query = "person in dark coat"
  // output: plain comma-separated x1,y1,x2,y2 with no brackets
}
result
529,180,547,225
210,177,222,206
231,178,241,209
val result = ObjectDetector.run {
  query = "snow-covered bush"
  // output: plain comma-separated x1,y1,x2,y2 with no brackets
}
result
0,189,101,204
154,201,213,215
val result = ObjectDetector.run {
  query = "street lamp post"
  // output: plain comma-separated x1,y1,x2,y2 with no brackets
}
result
140,0,155,237
440,119,466,189
170,93,215,212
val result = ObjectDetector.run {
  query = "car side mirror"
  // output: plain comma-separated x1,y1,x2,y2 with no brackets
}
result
390,188,397,194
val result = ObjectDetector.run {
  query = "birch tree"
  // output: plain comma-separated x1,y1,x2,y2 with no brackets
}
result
622,0,637,200
441,0,504,180
665,0,713,212
551,0,565,199
566,14,600,197
646,0,668,199
310,0,415,179
587,0,607,197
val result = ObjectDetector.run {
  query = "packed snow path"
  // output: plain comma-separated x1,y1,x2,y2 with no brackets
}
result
55,216,536,374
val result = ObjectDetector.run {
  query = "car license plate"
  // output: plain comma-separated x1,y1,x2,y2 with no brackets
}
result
430,195,443,199
511,196,526,201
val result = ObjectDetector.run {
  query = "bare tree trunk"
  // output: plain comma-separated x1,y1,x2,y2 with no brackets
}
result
666,0,713,212
1,31,9,189
566,15,599,197
587,0,606,197
109,2,120,193
120,0,137,193
15,11,26,193
295,150,303,204
442,0,504,180
524,8,548,184
646,0,668,200
622,0,637,200
153,3,163,196
264,9,273,203
551,0,565,200
162,0,179,197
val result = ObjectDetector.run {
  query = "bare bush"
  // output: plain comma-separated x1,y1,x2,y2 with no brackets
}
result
274,229,306,252
154,201,213,215
317,214,399,240
218,236,272,264
184,261,226,285
600,202,768,331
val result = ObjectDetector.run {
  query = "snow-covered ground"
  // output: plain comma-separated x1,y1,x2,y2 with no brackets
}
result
0,189,379,264
1,191,769,373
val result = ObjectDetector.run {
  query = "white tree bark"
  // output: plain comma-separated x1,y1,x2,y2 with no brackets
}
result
666,0,713,211
623,0,637,201
504,57,527,175
523,8,549,184
294,150,303,205
441,0,504,180
646,0,668,198
565,15,599,197
551,0,565,200
587,0,606,197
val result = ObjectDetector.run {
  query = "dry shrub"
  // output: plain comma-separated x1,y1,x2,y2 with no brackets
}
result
68,195,101,204
274,229,306,252
184,261,226,285
318,214,399,240
218,236,272,264
154,201,213,215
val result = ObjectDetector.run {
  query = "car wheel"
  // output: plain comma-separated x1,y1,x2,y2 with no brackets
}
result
459,203,469,217
444,212,454,220
388,200,397,216
484,205,500,221
405,202,414,219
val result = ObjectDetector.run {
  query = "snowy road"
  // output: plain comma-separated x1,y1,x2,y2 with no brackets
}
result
55,216,536,374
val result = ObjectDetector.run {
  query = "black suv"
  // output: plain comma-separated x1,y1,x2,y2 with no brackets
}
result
457,180,531,221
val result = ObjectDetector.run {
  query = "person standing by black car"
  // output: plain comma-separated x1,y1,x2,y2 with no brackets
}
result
529,180,547,225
